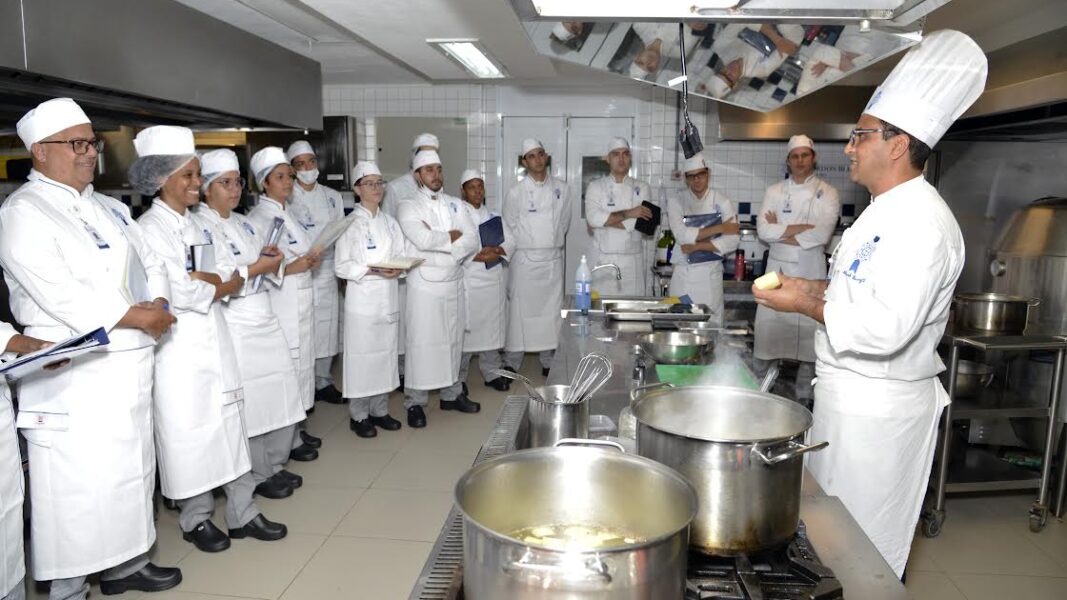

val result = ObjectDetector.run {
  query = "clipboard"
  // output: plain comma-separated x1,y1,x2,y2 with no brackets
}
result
0,327,110,380
478,216,505,269
251,217,286,293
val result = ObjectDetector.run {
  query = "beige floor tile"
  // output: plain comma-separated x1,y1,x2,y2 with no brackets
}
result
904,570,967,600
284,444,394,489
323,410,415,451
912,519,1063,577
280,537,431,600
175,532,326,598
334,488,454,542
305,402,347,439
116,592,254,600
401,416,494,456
259,484,365,535
372,446,475,493
949,573,1067,600
150,504,198,566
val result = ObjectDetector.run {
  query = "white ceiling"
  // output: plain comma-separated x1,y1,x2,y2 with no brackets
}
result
174,0,1067,89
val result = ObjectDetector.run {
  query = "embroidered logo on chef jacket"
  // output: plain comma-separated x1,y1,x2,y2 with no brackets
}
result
607,190,616,208
227,239,241,256
202,228,214,244
527,198,537,213
82,221,110,249
450,201,458,213
329,197,336,209
110,208,129,226
845,235,880,283
555,188,561,199
242,222,256,237
633,186,640,197
366,234,377,250
783,198,793,214
286,228,298,245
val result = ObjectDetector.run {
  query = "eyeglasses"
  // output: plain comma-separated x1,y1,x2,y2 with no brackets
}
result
214,176,246,189
358,181,386,190
847,128,885,145
685,170,708,180
38,138,105,155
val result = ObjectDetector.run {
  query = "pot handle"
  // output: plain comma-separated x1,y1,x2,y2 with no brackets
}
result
504,555,613,588
555,438,625,453
753,440,829,466
630,381,674,402
1028,298,1041,306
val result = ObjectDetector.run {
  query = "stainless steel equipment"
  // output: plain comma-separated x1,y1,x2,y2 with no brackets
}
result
563,353,613,404
943,359,994,398
631,384,827,555
454,444,698,599
527,385,589,448
635,331,714,365
953,293,1038,336
492,368,544,401
989,197,1067,334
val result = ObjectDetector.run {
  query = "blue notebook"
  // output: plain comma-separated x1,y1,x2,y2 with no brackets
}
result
681,213,723,264
478,216,505,269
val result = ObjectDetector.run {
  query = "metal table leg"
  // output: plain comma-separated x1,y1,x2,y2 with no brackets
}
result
923,342,959,538
1031,348,1064,531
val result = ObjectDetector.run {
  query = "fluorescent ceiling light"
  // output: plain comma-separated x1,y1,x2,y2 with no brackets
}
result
428,39,506,79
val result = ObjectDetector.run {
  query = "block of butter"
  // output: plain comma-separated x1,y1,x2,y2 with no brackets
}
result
754,271,782,291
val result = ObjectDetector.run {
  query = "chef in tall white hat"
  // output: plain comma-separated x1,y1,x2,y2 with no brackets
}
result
457,168,515,394
754,134,841,404
0,98,180,598
752,30,988,577
246,146,324,463
667,152,740,323
396,150,480,428
133,126,288,552
285,140,346,405
584,137,656,296
384,132,439,385
502,137,571,377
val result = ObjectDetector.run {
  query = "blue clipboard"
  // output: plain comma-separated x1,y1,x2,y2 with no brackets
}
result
478,216,505,269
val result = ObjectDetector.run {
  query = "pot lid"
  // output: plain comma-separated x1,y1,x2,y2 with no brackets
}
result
632,386,812,443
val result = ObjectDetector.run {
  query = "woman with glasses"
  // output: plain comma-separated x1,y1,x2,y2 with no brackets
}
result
131,126,287,553
246,147,323,464
335,162,408,438
193,148,307,500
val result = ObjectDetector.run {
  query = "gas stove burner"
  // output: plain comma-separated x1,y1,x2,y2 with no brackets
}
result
684,523,843,600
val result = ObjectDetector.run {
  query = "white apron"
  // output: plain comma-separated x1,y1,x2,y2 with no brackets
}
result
585,176,653,295
0,381,24,596
203,209,305,437
755,176,840,362
138,201,250,499
0,173,167,580
463,204,514,352
807,368,947,577
335,206,405,397
669,261,726,325
290,184,344,359
248,197,317,410
506,250,564,352
386,174,419,358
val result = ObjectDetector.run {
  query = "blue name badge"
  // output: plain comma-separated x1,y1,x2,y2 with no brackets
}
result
527,202,537,213
84,222,110,249
366,235,377,250
228,241,241,256
287,230,298,245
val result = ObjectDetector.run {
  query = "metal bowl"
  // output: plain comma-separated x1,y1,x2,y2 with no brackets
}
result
943,359,995,398
953,292,1039,336
636,331,714,365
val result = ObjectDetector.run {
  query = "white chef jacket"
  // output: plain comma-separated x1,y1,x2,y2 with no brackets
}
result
0,170,169,580
384,172,419,219
0,322,23,597
667,188,739,319
289,183,345,359
585,175,654,295
808,175,963,577
754,175,840,362
462,202,516,352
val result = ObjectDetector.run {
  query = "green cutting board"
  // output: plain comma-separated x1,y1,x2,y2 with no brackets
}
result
655,363,760,390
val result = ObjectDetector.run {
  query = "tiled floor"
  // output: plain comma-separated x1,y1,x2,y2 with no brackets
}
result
20,356,1067,599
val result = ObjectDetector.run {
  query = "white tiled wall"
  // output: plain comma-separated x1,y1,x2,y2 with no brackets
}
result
322,82,869,224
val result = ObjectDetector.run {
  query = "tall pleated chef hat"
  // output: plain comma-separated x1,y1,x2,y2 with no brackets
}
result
683,153,709,174
412,150,442,171
250,146,288,187
351,161,381,184
285,140,315,162
607,137,630,154
200,148,240,188
411,133,439,151
17,98,91,150
787,135,814,154
133,125,195,157
460,169,483,185
520,138,544,156
863,29,987,148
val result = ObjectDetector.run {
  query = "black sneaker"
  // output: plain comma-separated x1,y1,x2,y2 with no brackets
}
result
407,406,427,428
440,394,481,413
350,418,377,438
370,414,402,431
484,377,510,391
314,385,346,404
182,520,230,553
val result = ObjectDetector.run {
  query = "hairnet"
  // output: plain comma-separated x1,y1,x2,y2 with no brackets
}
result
128,154,195,196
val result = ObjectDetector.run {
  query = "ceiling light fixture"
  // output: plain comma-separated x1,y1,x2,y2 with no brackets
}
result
428,39,507,79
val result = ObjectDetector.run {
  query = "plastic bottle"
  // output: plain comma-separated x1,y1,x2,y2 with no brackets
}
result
734,249,746,282
575,255,592,314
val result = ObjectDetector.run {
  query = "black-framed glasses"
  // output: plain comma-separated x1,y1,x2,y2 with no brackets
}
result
685,170,708,180
214,176,246,189
847,128,885,145
38,138,105,155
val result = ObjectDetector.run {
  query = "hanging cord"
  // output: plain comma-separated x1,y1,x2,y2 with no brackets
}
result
677,22,703,158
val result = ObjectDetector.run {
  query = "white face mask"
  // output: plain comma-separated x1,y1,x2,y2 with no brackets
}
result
296,169,319,185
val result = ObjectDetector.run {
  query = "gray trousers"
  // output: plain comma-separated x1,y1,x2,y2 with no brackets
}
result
178,471,260,531
314,356,334,389
2,578,24,600
404,382,462,409
460,350,504,384
504,350,554,371
349,393,390,422
48,554,148,600
249,424,296,484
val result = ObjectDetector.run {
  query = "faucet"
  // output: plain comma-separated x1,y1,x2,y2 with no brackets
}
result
592,263,622,281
